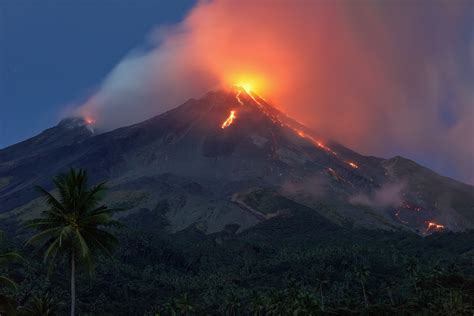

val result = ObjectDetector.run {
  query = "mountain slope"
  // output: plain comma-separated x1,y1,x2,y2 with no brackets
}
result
1,88,473,234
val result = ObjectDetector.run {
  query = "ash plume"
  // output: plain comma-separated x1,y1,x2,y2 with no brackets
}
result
74,0,474,183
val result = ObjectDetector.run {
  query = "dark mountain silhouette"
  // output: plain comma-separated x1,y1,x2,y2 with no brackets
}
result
1,88,472,234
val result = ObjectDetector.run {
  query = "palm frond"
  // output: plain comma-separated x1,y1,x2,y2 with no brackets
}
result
0,275,17,290
26,227,63,246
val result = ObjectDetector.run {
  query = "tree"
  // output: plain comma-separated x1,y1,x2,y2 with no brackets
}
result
406,257,420,295
314,264,330,311
0,231,22,315
354,264,370,308
25,169,122,316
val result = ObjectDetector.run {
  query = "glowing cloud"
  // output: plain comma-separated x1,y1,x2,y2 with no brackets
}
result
74,0,474,183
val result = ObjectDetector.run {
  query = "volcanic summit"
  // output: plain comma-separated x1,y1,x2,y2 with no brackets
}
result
0,87,473,235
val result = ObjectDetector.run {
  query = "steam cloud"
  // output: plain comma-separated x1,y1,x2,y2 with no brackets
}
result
75,0,474,183
349,182,406,209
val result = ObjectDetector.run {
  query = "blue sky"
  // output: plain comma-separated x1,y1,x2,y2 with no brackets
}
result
0,0,195,147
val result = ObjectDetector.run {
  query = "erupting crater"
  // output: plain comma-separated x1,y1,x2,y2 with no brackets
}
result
224,83,360,170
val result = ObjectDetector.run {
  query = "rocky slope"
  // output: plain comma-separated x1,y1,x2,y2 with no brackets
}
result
1,88,472,234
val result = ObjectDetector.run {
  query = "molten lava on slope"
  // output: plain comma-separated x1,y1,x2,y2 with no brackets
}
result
226,84,359,170
221,110,237,129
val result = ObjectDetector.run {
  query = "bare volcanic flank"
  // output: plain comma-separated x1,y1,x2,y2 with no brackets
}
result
0,88,473,234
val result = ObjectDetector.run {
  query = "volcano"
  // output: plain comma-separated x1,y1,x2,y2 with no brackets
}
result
1,87,473,235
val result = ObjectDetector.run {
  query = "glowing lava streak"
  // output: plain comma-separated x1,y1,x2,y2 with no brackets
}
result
234,83,263,106
235,90,244,105
296,130,337,155
247,90,263,106
347,162,359,169
221,110,237,129
426,221,445,231
231,83,358,169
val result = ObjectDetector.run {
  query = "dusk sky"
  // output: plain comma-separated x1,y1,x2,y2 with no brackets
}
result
0,0,196,146
1,0,473,184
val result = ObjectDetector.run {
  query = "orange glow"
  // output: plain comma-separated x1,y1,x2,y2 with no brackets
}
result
221,110,237,129
235,90,243,105
346,161,359,169
233,82,265,106
229,74,268,95
425,221,445,232
294,129,338,156
85,117,95,125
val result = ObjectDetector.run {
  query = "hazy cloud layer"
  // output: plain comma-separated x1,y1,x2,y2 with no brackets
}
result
349,182,406,209
75,0,474,183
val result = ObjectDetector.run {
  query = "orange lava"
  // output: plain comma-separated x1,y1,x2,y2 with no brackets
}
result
425,221,445,232
230,83,361,170
221,110,237,129
84,117,95,125
295,130,337,155
235,90,244,105
346,161,359,169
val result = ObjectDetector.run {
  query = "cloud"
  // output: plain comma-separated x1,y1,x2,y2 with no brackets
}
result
349,182,406,209
74,0,474,183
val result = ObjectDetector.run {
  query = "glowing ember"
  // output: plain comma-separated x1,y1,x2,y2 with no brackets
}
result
221,110,237,129
425,221,445,232
346,161,359,169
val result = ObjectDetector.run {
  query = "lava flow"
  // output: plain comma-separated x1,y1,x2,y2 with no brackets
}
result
234,83,263,107
425,221,445,232
229,83,359,169
235,90,244,105
346,161,359,169
221,110,237,129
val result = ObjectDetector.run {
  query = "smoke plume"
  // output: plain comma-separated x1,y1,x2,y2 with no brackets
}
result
75,0,474,183
349,182,406,209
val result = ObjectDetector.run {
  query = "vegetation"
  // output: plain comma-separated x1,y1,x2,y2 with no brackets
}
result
24,169,121,315
0,231,21,315
0,170,472,315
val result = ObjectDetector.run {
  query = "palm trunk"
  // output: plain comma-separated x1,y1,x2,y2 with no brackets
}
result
320,283,325,311
387,288,394,306
71,251,76,316
361,280,368,308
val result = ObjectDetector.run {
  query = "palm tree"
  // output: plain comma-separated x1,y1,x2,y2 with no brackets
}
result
406,257,419,294
354,264,370,308
314,264,329,311
25,169,122,316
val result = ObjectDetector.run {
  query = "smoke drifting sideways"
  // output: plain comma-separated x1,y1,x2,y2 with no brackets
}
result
75,0,474,184
349,182,406,209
